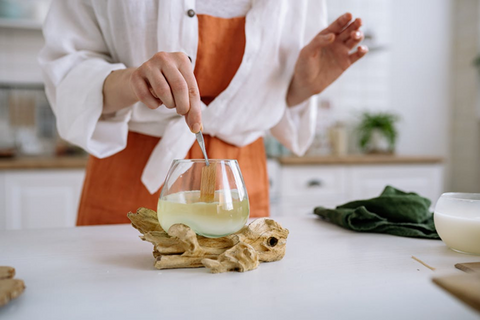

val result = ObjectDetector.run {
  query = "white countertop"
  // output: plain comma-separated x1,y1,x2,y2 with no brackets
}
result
0,216,478,320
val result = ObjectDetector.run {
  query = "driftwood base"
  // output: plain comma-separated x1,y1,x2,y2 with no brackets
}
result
0,267,25,307
127,208,289,273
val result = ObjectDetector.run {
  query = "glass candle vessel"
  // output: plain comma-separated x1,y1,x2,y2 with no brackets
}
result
434,193,480,255
157,159,250,238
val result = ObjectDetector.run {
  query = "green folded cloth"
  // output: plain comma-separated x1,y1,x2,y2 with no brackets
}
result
313,186,440,239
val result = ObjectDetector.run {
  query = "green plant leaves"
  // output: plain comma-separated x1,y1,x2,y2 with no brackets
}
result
356,111,400,152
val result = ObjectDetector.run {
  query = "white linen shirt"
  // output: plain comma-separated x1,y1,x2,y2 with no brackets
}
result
39,0,327,193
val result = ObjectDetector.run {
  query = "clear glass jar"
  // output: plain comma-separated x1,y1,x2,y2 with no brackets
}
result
158,159,250,238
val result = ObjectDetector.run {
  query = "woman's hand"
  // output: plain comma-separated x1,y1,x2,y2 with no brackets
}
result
103,52,202,133
286,13,368,107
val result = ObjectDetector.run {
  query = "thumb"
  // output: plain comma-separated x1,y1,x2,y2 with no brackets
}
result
186,107,202,133
309,33,335,50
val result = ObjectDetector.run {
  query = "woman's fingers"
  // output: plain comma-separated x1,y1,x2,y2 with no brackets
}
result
338,18,362,42
162,64,190,116
161,52,202,132
132,52,202,132
148,70,175,109
345,30,364,50
131,70,161,109
349,45,369,64
178,58,202,133
321,12,352,35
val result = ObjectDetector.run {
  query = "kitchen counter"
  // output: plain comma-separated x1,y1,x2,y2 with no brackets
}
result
278,155,444,165
0,216,477,320
0,156,88,170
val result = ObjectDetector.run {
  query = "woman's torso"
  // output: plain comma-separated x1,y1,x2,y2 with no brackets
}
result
89,0,319,144
77,6,271,224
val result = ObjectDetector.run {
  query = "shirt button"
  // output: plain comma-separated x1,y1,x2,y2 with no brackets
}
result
187,9,195,17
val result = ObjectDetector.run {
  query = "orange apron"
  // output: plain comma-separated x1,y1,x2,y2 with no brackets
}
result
77,15,270,225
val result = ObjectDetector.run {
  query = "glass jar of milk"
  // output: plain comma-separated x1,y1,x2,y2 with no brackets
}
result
434,193,480,255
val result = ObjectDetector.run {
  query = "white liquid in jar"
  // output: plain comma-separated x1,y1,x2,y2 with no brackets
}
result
434,212,480,255
157,190,249,238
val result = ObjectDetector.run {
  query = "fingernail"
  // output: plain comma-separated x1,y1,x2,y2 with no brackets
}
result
355,31,361,39
192,123,201,133
360,45,368,52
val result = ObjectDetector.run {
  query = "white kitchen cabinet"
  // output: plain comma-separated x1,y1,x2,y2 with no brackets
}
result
0,173,5,229
278,165,349,216
0,161,444,228
266,159,281,216
349,164,443,202
1,169,85,230
273,162,444,217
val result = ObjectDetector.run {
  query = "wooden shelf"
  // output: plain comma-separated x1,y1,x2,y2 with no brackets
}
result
277,155,444,165
0,156,88,170
0,82,44,90
0,17,42,30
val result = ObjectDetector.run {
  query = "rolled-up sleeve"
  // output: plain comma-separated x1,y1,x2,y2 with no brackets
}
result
270,0,327,156
38,0,130,158
269,96,317,156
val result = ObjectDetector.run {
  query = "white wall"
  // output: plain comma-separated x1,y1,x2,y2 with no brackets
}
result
0,27,44,83
449,0,480,193
323,0,452,158
1,1,454,157
391,0,452,157
322,0,392,154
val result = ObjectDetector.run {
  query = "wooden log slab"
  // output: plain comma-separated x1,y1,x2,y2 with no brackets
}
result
0,267,25,307
127,207,289,273
0,266,15,280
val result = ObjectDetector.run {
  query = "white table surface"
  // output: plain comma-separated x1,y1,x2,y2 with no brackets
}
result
0,216,479,320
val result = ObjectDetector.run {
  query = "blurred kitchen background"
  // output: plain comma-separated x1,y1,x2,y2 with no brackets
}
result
0,0,479,229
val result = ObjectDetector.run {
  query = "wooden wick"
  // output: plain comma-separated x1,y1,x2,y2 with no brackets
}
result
200,162,216,202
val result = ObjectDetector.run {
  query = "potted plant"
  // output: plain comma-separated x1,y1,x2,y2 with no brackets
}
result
356,111,399,154
474,54,480,72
